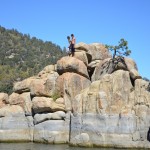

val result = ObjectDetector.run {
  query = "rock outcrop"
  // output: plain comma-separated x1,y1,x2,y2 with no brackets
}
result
70,70,150,148
0,42,149,148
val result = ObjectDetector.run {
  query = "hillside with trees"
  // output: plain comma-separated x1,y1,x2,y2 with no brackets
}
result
0,26,66,94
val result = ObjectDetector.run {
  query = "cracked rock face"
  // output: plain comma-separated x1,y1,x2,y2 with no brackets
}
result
0,42,150,148
70,70,150,148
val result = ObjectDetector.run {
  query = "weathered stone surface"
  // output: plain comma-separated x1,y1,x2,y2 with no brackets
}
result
0,105,25,117
34,113,51,124
13,71,58,96
57,56,89,79
70,70,145,147
0,93,9,108
44,72,59,95
34,120,69,144
89,43,112,61
70,114,138,147
74,42,89,52
1,42,150,148
91,58,111,81
30,79,46,96
131,79,150,143
71,132,91,147
20,92,32,116
89,70,133,113
8,92,20,105
34,112,70,144
134,79,150,105
32,97,65,113
56,72,91,111
38,65,56,78
73,51,89,66
30,72,58,97
129,68,141,80
13,77,36,93
51,111,65,120
75,42,111,61
55,97,65,104
124,57,141,80
0,116,33,142
38,66,58,79
34,111,66,124
87,60,101,79
92,57,129,82
8,92,32,116
124,57,138,71
0,116,33,129
88,60,101,69
69,69,150,148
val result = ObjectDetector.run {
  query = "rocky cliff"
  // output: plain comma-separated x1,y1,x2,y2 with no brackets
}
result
0,42,150,148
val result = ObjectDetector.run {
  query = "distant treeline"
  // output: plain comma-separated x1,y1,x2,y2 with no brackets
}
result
0,26,66,94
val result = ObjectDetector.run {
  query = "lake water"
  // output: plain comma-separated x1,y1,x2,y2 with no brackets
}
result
0,143,134,150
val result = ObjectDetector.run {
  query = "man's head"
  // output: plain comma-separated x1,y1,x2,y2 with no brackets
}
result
71,34,74,37
67,36,70,40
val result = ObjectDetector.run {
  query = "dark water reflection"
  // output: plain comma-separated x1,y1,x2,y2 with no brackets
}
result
0,143,144,150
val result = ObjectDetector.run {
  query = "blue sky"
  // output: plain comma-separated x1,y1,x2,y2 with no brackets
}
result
0,0,150,79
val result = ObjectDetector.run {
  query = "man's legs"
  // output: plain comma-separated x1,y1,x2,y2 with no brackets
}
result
71,44,75,56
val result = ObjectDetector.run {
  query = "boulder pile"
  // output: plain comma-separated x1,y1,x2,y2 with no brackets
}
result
0,42,150,148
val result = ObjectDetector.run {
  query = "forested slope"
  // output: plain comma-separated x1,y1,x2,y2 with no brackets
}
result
0,26,66,93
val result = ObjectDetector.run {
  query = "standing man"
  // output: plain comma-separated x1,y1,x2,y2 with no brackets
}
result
71,34,76,56
67,36,71,56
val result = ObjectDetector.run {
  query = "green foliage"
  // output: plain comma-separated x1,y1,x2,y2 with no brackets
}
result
0,65,30,94
51,92,61,101
0,26,67,94
105,38,131,59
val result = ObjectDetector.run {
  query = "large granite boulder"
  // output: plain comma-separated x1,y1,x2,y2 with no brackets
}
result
56,72,91,111
89,43,112,61
13,71,59,97
13,71,58,97
13,77,36,93
75,42,111,61
30,72,59,97
32,97,65,113
75,42,90,52
30,79,50,97
57,56,89,79
8,92,32,116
